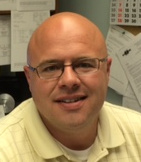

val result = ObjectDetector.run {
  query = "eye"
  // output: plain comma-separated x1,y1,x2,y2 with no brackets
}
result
75,60,97,68
40,64,61,73
78,62,93,68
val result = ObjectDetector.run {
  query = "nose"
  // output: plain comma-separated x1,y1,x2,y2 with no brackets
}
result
58,66,81,90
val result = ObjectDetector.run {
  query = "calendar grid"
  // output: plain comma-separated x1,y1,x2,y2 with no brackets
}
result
110,0,141,26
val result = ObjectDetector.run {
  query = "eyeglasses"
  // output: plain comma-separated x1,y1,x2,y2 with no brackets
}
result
28,57,108,80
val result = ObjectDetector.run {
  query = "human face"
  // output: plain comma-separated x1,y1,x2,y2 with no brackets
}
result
24,18,111,133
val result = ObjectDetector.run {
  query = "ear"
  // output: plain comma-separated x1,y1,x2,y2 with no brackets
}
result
107,57,112,76
23,66,32,92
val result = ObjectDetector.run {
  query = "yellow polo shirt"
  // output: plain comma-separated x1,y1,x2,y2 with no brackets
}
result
0,98,141,162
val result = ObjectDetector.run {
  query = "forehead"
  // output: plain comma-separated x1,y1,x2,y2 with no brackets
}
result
28,16,106,65
37,56,98,66
29,40,105,67
32,40,102,66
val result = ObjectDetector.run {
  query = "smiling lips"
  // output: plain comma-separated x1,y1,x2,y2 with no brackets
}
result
57,96,87,103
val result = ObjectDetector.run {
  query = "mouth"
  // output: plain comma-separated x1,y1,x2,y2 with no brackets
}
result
55,95,87,110
57,96,86,103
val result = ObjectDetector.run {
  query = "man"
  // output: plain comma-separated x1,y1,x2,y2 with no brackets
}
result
0,12,141,161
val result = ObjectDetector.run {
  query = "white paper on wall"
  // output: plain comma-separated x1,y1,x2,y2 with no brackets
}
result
0,15,11,65
17,0,55,11
117,33,141,106
0,0,17,11
106,25,134,95
11,10,50,72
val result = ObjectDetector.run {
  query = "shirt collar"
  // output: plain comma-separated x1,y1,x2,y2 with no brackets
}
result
98,102,125,148
24,99,63,159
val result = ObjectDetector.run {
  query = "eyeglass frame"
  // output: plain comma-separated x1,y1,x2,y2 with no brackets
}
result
27,56,108,80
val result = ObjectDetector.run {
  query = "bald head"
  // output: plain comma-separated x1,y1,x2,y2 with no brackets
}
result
27,12,107,64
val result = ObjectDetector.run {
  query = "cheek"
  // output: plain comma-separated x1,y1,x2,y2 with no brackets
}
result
84,72,108,88
30,81,54,117
83,72,108,99
30,79,58,104
30,79,48,99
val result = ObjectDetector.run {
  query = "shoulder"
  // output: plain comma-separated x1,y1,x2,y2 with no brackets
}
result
104,101,141,117
0,98,39,160
103,101,141,129
0,98,33,135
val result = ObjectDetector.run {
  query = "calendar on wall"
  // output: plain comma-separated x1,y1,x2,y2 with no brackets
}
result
110,0,141,26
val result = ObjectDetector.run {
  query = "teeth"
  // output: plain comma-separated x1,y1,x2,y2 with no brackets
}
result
62,98,80,103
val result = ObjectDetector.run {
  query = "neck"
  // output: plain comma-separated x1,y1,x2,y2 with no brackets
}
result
43,118,98,150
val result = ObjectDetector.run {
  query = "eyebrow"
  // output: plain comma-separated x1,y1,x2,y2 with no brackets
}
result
37,59,63,67
37,57,95,67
